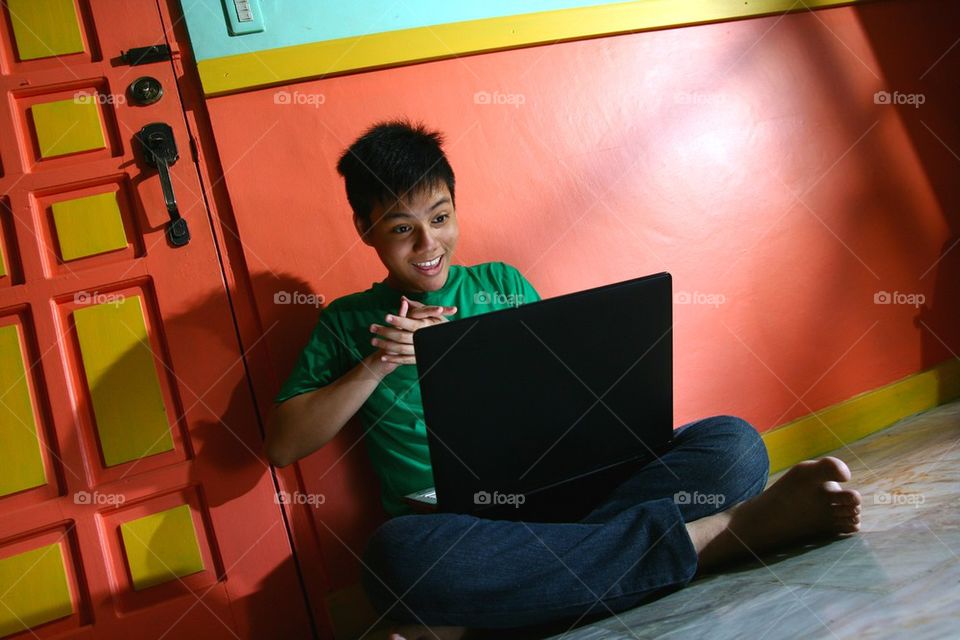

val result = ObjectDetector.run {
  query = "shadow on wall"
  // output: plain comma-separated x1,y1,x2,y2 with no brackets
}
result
251,269,389,559
856,0,960,400
917,237,960,400
249,270,394,637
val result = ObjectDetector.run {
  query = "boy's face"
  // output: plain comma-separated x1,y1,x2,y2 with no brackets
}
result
355,182,459,294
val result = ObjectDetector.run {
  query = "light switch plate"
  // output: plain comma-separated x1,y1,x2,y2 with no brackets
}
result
223,0,264,35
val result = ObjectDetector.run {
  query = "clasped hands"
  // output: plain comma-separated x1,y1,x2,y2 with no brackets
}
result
368,295,458,371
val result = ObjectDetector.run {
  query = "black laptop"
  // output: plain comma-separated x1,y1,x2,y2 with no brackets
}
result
407,271,674,522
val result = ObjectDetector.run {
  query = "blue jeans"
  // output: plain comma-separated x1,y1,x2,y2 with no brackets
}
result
360,415,769,631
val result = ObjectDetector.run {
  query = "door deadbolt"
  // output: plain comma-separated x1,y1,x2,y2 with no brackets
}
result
128,76,164,106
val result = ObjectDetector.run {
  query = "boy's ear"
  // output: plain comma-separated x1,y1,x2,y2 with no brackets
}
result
353,215,373,246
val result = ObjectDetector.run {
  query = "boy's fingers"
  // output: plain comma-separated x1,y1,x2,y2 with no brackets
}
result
385,311,455,332
399,298,409,317
383,315,424,332
399,297,456,317
380,353,415,365
370,325,413,344
406,305,457,319
374,341,414,355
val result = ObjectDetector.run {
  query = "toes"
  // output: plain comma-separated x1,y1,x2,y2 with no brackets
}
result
825,488,861,506
835,513,860,526
835,512,861,523
816,456,852,482
834,514,861,533
834,505,860,518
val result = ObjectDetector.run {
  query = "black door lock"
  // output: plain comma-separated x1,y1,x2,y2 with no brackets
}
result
128,76,163,106
135,123,190,247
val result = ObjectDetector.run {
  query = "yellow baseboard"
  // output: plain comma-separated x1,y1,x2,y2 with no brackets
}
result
763,357,960,472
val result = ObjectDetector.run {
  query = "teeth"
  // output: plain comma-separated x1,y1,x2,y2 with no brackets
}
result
414,256,441,268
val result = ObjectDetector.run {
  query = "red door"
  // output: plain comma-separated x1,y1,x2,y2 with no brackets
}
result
0,0,312,637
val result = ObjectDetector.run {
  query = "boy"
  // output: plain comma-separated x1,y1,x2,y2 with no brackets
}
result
265,121,861,640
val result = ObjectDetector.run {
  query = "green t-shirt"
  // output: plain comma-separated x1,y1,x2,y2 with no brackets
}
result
274,261,541,516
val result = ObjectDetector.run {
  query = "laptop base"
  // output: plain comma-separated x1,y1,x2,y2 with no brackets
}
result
404,449,670,523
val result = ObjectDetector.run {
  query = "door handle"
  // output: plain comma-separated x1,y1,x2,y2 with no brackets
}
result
135,122,190,247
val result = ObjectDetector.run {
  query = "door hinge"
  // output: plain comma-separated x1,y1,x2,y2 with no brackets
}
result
121,44,172,66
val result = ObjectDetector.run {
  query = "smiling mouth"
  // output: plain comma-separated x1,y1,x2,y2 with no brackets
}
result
411,254,443,271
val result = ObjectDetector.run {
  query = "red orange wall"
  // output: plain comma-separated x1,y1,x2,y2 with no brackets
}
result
198,0,958,610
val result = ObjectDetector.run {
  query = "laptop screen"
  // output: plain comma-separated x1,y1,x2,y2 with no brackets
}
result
415,272,673,515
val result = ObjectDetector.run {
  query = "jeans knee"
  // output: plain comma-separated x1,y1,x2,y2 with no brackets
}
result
710,415,769,495
360,516,419,617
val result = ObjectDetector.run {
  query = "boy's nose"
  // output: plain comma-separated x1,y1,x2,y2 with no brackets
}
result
414,230,441,250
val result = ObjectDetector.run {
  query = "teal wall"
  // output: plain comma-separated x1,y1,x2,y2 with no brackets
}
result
180,0,622,61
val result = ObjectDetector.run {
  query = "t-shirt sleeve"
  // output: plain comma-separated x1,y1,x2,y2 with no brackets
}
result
499,261,542,305
274,306,352,404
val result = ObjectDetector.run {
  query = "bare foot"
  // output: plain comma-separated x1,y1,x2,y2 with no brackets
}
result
687,456,862,571
387,624,468,640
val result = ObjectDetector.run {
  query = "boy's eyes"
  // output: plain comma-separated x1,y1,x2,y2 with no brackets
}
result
392,214,449,234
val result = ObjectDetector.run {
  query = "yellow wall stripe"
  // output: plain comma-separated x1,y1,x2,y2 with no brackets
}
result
7,0,85,61
120,504,205,591
0,324,48,497
52,192,128,261
0,543,74,636
763,357,960,472
73,295,173,467
197,0,867,96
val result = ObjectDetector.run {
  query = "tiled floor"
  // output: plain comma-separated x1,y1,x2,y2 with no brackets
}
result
547,400,960,640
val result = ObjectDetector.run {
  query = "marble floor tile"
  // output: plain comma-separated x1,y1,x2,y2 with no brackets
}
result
547,399,960,640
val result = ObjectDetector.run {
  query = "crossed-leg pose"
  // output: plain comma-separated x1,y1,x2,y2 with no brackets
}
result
368,418,860,640
264,121,862,640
